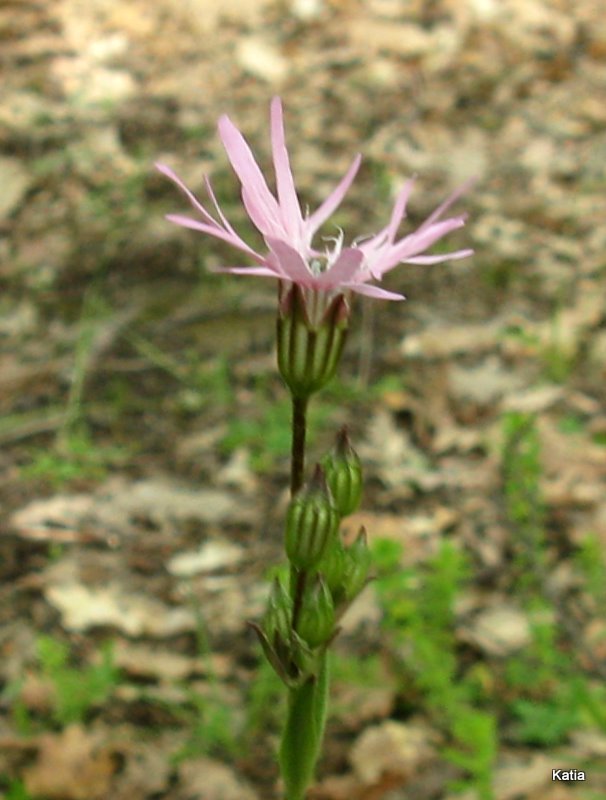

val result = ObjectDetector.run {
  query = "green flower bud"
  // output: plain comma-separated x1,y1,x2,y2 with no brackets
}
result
321,426,363,516
262,577,292,644
277,285,350,400
289,629,318,681
314,536,347,597
296,575,335,648
285,465,339,570
342,527,372,601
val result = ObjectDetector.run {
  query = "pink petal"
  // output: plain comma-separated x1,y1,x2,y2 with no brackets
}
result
156,162,220,228
315,247,364,288
266,237,313,285
347,282,406,300
165,214,263,261
404,248,474,264
417,177,475,231
210,265,281,277
387,217,467,264
204,175,241,239
241,187,284,239
385,179,415,241
270,97,303,237
218,113,281,236
307,154,362,233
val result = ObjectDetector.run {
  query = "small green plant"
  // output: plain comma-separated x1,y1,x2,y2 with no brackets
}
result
35,635,118,726
557,413,585,435
173,687,239,762
501,316,575,384
221,388,333,472
172,596,239,762
501,411,547,592
22,425,127,486
373,538,497,799
22,291,129,486
541,309,575,383
499,414,606,745
4,779,34,800
244,653,285,742
444,709,497,799
575,534,606,616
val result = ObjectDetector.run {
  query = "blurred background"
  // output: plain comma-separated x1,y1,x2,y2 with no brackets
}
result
1,1,606,798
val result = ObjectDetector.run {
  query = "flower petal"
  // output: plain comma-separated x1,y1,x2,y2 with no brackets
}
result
156,162,220,228
266,237,313,285
307,154,362,233
404,248,474,264
218,113,282,237
203,175,241,239
385,179,415,241
417,178,475,231
315,247,364,288
210,265,281,277
270,97,303,238
165,214,263,260
379,217,467,270
347,282,406,300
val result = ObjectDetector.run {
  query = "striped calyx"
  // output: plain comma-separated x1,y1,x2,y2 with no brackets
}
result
321,426,362,517
277,284,350,400
285,465,339,570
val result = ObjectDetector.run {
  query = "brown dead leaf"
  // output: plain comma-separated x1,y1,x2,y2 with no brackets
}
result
461,603,532,657
177,757,259,800
24,725,115,800
167,539,244,577
337,684,395,729
492,754,559,800
448,356,525,412
113,641,201,681
350,719,438,785
46,580,195,636
400,321,503,359
114,736,173,799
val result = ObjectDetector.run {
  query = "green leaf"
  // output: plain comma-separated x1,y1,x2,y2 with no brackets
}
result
279,651,330,800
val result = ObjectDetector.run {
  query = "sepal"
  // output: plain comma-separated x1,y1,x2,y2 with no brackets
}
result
285,465,339,570
342,526,372,601
321,426,363,517
296,575,336,648
277,284,350,399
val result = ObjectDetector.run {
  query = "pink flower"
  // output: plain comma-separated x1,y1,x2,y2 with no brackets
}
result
156,97,472,302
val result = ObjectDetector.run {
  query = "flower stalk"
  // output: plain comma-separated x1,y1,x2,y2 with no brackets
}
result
158,95,473,800
290,395,308,496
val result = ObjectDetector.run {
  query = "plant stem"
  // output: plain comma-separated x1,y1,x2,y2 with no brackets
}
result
279,650,330,800
282,392,330,798
290,395,308,496
291,568,307,632
290,395,309,631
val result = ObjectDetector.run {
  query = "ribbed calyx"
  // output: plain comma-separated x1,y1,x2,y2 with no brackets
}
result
277,285,350,400
321,426,363,517
296,575,335,648
285,464,339,570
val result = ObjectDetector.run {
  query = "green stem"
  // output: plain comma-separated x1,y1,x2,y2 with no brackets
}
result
290,395,308,496
289,396,309,632
279,650,330,800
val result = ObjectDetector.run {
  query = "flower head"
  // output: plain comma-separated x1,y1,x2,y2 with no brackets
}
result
157,97,472,302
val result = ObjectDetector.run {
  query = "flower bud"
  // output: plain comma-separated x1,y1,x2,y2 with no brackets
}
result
296,575,335,648
342,527,372,601
262,577,292,644
321,427,363,517
277,285,350,400
285,465,339,570
315,536,347,597
289,629,317,680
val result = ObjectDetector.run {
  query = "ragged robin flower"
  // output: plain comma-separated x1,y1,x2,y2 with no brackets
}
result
156,97,473,311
